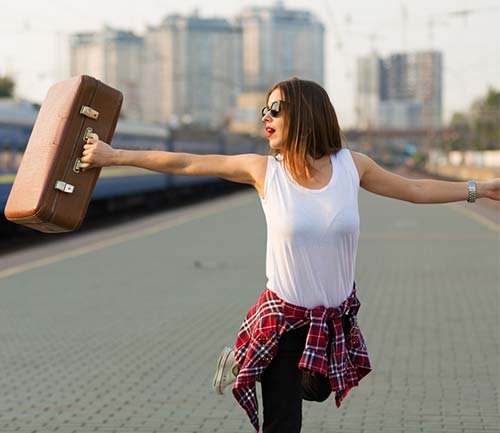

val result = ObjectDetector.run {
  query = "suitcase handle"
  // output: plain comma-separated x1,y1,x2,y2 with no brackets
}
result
74,132,99,173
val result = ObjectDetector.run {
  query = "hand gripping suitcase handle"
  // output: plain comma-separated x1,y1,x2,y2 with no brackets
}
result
74,132,98,173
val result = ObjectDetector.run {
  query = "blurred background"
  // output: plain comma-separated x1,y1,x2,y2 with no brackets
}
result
0,4,498,432
0,0,499,238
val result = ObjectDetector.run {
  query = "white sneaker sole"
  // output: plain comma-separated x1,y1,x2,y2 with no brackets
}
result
212,346,233,395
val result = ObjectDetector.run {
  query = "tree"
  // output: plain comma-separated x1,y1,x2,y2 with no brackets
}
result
448,87,499,151
469,88,500,150
447,112,471,151
0,75,15,97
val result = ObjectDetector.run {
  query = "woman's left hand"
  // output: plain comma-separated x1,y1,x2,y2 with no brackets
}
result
481,178,500,201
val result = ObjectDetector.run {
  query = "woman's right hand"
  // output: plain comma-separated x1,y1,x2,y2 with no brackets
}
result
81,138,117,170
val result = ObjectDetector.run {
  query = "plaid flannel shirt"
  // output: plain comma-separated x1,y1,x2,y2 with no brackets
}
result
232,282,372,432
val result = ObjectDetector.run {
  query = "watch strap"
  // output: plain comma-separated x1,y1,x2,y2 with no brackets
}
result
467,180,477,203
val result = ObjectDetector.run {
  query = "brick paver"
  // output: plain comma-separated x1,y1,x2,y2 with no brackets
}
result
0,188,498,433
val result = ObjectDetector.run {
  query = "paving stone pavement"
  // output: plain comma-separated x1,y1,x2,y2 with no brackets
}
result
0,189,498,433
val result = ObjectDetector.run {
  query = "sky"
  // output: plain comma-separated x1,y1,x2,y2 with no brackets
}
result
0,0,499,127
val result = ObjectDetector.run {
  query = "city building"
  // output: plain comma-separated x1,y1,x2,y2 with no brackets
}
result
69,26,144,120
142,14,242,127
68,3,325,131
356,50,443,129
229,91,267,137
236,1,324,92
355,52,383,128
411,51,443,128
378,99,422,129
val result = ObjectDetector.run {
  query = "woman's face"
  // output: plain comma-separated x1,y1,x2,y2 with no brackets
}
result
262,88,285,150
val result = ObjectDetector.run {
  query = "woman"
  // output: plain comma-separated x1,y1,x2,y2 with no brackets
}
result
81,77,500,433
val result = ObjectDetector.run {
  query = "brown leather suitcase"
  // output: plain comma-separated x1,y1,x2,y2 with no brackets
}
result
5,75,123,233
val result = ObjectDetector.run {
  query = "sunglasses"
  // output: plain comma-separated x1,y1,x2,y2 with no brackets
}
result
261,100,285,118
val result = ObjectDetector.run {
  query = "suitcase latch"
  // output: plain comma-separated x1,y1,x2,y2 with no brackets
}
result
54,180,75,194
80,105,100,119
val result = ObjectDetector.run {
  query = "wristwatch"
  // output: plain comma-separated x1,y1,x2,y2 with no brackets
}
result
467,180,477,203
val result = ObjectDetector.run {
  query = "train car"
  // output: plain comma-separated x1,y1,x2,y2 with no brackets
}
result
0,99,263,217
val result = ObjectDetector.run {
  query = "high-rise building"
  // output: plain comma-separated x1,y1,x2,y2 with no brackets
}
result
142,14,242,127
411,51,443,128
356,50,443,129
378,100,422,129
230,91,267,136
237,1,324,91
355,52,384,128
69,26,144,120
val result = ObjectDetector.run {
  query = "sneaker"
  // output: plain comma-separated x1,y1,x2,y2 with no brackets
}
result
212,346,238,395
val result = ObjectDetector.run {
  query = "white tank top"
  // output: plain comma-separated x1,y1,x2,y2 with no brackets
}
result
259,148,360,308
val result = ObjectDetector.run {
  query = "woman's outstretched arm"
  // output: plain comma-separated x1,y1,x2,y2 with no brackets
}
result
353,151,500,204
81,137,263,186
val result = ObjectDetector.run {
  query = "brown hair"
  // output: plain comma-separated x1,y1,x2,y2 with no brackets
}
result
266,77,345,182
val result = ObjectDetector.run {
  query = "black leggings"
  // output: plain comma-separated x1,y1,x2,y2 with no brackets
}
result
260,324,333,433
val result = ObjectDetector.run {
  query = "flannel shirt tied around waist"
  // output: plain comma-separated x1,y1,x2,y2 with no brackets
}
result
231,281,372,433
